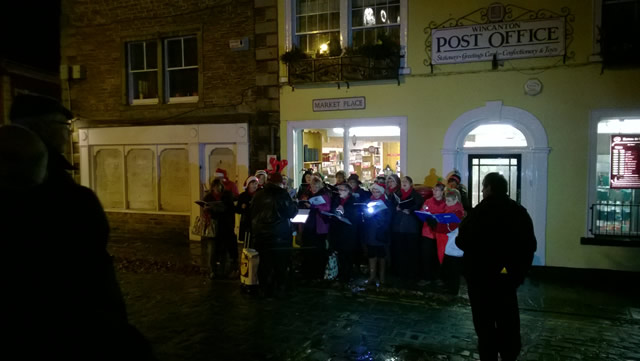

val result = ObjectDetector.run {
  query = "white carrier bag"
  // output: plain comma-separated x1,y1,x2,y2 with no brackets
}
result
240,232,259,286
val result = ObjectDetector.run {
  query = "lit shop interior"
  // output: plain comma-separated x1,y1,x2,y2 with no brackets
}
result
299,126,401,187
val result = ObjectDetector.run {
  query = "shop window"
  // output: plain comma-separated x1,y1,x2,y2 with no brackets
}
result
299,126,400,187
591,118,640,238
95,148,125,209
126,149,156,210
159,149,190,212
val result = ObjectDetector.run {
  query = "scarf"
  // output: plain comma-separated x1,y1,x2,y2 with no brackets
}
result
400,187,413,200
387,185,398,194
339,196,349,206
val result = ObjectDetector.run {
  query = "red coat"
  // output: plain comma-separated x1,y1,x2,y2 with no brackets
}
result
421,197,446,239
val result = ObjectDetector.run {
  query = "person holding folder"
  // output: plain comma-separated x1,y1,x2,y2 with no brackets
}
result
327,183,360,284
389,176,423,281
301,176,331,279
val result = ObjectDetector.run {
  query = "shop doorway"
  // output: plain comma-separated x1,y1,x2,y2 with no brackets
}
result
468,154,521,207
442,101,549,265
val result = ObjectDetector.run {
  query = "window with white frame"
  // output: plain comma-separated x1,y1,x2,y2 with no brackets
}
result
295,0,341,54
127,41,159,104
288,0,406,58
125,35,199,105
351,0,400,47
165,36,199,102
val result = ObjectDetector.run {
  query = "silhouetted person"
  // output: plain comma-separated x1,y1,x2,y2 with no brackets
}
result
2,95,154,360
251,172,298,297
456,172,537,361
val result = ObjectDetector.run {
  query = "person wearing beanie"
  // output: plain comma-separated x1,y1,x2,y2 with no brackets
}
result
255,170,268,188
203,178,238,279
236,176,259,246
216,168,239,197
250,172,298,297
347,173,371,201
385,174,400,199
447,170,471,213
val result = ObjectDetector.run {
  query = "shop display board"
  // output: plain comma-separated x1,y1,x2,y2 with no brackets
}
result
610,135,640,189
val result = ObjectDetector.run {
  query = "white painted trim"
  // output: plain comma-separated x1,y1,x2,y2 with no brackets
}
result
587,108,640,237
78,123,249,242
442,101,549,266
286,116,407,186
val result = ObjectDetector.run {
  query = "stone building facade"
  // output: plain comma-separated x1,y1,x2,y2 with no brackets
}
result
61,0,280,240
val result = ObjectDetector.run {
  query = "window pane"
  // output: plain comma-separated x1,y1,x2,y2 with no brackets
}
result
166,38,182,68
352,0,364,8
388,4,400,24
330,12,340,30
126,149,156,210
168,68,198,98
364,0,375,6
376,6,387,24
95,148,124,209
385,26,400,44
183,37,198,67
352,8,363,27
318,13,328,31
145,41,157,69
329,0,340,11
131,71,158,100
129,43,145,71
297,15,307,33
318,0,328,12
297,34,309,52
464,124,527,147
307,14,318,31
353,29,363,47
159,149,190,212
364,28,375,44
297,0,307,15
309,33,320,53
308,0,318,13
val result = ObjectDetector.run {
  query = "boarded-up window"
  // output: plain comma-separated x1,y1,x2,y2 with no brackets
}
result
95,148,124,209
159,148,190,212
208,147,236,186
126,148,156,210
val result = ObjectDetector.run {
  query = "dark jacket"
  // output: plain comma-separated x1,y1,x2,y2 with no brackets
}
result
235,190,254,241
251,183,298,246
203,189,236,240
363,198,391,247
456,194,537,286
328,195,360,251
389,188,423,234
351,186,371,203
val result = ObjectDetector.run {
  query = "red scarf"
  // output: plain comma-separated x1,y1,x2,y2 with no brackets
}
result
371,194,386,201
339,196,349,206
401,187,413,200
387,185,398,194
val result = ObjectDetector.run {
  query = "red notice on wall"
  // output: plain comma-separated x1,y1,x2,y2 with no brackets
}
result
610,135,640,189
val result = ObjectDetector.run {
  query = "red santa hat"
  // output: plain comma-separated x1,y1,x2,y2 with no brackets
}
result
370,183,385,193
243,176,259,189
215,168,228,180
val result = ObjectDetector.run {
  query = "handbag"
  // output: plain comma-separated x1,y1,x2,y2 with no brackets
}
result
324,251,338,280
192,214,216,238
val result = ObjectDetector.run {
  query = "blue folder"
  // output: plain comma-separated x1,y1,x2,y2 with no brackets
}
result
414,210,461,223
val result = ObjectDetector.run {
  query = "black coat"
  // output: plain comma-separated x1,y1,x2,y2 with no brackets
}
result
203,189,236,240
328,196,360,252
456,194,537,286
389,189,423,234
235,190,254,240
251,183,298,246
362,198,392,247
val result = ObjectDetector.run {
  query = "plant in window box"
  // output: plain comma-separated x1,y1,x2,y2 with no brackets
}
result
344,35,401,81
313,41,342,82
280,46,312,83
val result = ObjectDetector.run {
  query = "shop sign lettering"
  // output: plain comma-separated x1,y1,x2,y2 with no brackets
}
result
431,18,565,64
313,97,366,112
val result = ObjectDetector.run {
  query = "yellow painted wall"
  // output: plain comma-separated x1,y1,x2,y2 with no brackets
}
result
278,0,640,271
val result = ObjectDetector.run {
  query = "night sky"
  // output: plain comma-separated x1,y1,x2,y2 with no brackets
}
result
0,1,61,72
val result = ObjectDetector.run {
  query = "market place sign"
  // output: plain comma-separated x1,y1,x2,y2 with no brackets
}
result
431,18,565,64
312,97,366,112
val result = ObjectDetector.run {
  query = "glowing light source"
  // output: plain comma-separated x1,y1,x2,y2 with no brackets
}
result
319,43,329,54
364,8,375,26
380,10,387,23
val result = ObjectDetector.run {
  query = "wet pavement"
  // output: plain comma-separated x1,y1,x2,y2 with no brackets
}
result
109,237,640,361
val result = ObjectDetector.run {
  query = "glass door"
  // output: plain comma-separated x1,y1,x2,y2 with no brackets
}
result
468,154,521,206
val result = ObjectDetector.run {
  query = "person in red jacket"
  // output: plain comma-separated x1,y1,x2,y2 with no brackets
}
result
215,168,239,197
420,182,446,283
441,189,465,294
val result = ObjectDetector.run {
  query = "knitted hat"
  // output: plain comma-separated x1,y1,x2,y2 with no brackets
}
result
370,183,385,193
448,173,461,185
255,170,268,178
243,176,259,189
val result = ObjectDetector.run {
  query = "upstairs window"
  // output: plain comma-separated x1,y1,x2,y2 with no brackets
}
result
295,0,341,54
601,0,640,67
125,35,199,105
351,0,400,47
165,36,199,102
127,41,159,104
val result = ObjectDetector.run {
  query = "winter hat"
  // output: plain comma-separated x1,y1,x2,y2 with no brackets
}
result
255,170,268,178
243,176,259,189
448,173,461,185
215,168,228,180
347,173,362,184
370,183,385,193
